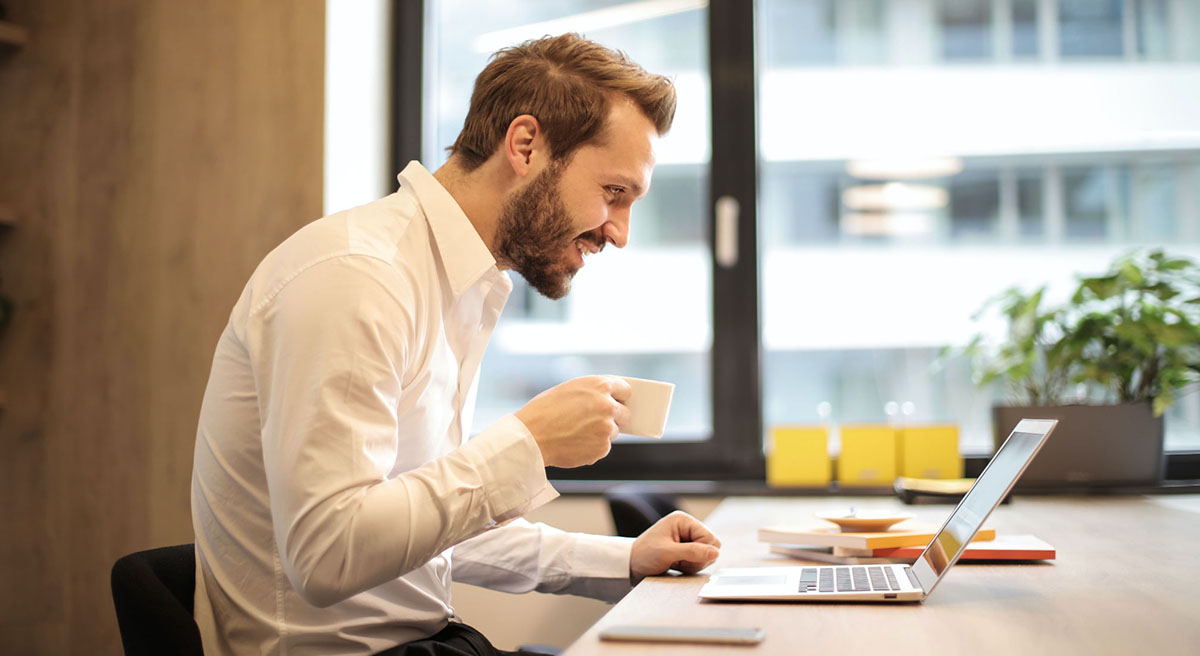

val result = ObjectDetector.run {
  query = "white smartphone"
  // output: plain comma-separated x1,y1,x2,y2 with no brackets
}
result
598,624,765,645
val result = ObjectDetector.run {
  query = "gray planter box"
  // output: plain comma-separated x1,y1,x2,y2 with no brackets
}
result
992,403,1164,489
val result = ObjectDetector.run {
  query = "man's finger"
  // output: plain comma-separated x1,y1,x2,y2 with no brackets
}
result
607,376,633,403
669,543,720,574
674,542,719,564
670,514,722,547
612,398,633,430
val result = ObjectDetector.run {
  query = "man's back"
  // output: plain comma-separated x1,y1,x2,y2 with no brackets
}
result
191,186,462,654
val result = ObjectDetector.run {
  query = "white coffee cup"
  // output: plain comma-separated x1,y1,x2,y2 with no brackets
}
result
620,377,675,439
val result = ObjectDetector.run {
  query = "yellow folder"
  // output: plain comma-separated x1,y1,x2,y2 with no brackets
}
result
766,426,831,487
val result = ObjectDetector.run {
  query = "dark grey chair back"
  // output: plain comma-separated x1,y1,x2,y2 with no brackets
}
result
111,543,204,656
604,486,680,538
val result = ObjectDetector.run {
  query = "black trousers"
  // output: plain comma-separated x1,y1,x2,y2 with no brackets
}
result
374,621,554,656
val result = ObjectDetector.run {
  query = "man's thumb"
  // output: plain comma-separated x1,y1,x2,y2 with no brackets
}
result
682,542,719,562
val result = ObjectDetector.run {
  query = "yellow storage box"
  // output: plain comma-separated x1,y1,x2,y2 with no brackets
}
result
837,425,897,487
766,426,831,487
898,425,963,479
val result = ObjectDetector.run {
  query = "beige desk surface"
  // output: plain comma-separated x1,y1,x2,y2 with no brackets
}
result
563,495,1200,656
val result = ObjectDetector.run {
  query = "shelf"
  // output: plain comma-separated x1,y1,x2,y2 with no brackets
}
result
0,20,29,47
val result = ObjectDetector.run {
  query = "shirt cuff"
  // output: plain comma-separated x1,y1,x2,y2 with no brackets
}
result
461,414,559,525
566,534,636,603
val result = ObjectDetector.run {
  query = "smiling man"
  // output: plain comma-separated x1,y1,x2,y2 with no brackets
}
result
190,34,720,656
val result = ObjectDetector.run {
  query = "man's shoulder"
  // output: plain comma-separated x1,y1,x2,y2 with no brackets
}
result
340,190,430,263
239,192,436,316
269,192,429,268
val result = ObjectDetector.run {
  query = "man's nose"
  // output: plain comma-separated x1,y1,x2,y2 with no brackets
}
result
602,209,630,249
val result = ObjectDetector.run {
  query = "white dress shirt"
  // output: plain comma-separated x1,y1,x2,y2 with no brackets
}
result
191,161,633,656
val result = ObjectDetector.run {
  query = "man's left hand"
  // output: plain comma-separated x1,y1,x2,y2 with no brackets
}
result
629,511,721,583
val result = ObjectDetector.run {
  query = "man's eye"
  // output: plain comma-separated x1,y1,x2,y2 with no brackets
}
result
606,186,625,197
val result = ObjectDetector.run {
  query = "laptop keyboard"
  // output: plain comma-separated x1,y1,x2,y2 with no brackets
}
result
798,566,902,593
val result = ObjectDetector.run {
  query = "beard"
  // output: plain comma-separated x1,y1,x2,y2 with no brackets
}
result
495,160,600,300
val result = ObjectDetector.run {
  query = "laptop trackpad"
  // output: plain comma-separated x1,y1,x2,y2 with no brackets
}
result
711,575,788,586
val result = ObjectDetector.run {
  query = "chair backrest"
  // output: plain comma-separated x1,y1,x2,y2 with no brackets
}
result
111,543,204,656
604,487,681,538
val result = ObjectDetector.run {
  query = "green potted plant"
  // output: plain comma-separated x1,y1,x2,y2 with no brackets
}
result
961,249,1200,489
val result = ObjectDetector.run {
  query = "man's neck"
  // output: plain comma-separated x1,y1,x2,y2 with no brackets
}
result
432,157,508,259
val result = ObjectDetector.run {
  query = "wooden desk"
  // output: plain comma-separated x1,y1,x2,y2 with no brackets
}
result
564,495,1200,655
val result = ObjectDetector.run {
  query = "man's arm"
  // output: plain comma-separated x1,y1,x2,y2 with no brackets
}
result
246,256,555,608
451,512,721,601
451,519,635,602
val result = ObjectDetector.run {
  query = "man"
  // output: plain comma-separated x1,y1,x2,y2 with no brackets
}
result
191,33,720,656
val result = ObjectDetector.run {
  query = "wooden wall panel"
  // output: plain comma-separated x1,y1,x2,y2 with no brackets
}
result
0,1,324,653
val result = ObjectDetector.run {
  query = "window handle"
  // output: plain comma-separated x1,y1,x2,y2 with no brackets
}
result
715,195,739,269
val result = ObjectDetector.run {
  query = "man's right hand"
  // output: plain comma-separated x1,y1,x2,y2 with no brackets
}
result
515,375,633,468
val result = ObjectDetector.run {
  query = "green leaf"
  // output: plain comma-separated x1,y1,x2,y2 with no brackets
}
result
1080,275,1123,301
1154,322,1200,348
1153,391,1171,417
1147,282,1179,302
1158,257,1196,272
1119,260,1145,286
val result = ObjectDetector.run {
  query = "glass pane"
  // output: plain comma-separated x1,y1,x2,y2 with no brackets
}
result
1016,168,1044,238
1062,165,1129,241
1130,162,1176,240
758,0,1200,454
939,0,992,60
1059,0,1124,58
760,164,840,244
947,169,1000,240
1135,0,1171,59
837,0,887,65
760,0,837,67
425,0,712,441
1012,0,1039,58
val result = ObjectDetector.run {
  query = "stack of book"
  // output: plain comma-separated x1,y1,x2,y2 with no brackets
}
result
758,524,1055,565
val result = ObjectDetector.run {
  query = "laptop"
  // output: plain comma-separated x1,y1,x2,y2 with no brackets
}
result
698,418,1057,602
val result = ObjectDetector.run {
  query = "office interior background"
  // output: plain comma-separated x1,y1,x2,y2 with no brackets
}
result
2,0,1199,653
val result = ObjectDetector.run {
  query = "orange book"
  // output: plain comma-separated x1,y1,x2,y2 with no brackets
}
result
758,525,996,550
772,534,1054,564
869,534,1054,560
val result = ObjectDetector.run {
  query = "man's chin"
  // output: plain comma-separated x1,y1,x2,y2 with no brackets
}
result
523,267,575,300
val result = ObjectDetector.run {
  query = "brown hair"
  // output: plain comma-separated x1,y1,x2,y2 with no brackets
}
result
449,33,677,171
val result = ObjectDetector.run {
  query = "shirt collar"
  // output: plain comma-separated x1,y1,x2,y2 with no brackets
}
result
397,161,498,298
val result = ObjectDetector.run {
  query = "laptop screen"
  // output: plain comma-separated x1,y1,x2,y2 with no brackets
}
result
913,421,1055,592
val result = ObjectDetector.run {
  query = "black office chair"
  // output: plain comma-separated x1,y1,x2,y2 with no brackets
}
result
111,543,204,656
604,485,681,538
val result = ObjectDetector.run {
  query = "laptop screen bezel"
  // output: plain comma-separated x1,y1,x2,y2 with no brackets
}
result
909,418,1057,595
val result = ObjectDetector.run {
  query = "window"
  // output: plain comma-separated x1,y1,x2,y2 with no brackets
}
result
757,0,1200,456
1059,0,1123,58
396,0,1200,478
940,0,993,60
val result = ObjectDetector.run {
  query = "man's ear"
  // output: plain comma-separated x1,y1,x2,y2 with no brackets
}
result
504,114,544,178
